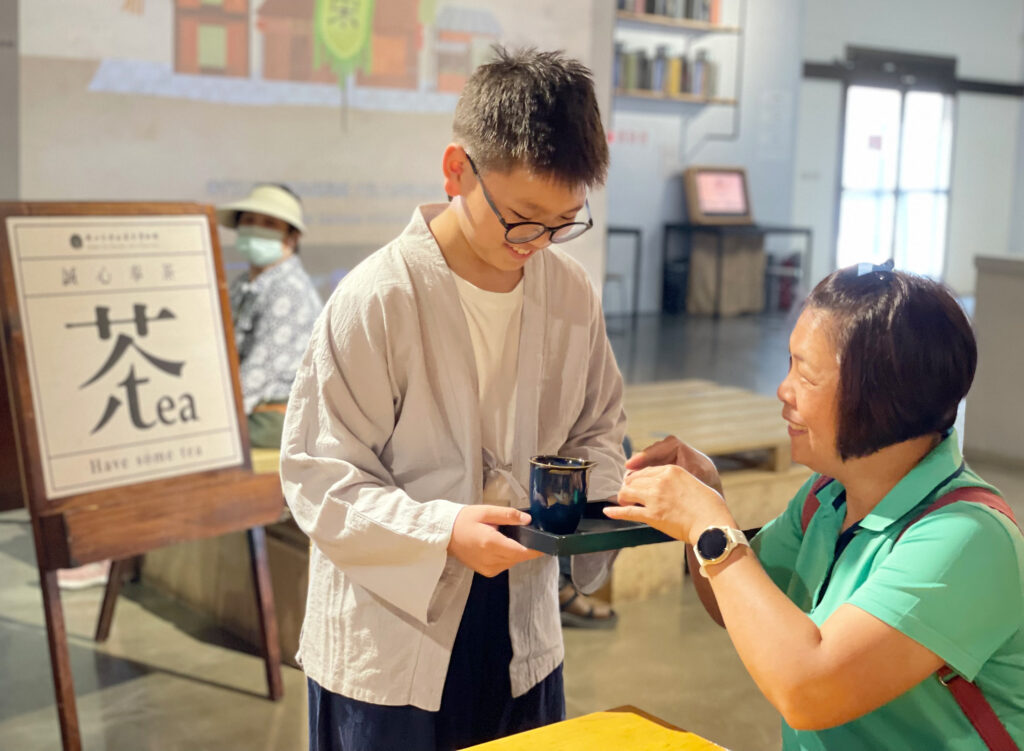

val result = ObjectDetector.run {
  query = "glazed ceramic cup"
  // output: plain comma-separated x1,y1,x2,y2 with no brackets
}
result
528,455,596,535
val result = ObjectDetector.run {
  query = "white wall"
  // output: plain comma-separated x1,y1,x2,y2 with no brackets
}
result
21,0,172,63
607,0,805,314
790,80,841,284
793,0,1024,293
947,95,1020,288
578,0,615,293
1008,46,1024,256
964,256,1024,462
802,0,1023,81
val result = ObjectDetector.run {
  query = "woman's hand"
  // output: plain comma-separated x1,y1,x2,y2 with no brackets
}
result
604,463,734,545
625,435,724,495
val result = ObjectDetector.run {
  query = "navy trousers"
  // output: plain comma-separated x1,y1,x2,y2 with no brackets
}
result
308,571,565,751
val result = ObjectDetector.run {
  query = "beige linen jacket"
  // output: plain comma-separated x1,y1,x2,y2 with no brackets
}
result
280,204,627,710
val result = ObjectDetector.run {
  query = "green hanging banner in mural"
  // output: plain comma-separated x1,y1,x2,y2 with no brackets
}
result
314,0,376,82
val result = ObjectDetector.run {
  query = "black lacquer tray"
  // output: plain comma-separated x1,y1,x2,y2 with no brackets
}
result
499,501,674,555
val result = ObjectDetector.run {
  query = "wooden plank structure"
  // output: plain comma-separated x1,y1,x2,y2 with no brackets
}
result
624,379,790,471
0,202,285,751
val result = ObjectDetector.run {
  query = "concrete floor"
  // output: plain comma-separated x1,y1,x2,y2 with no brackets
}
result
0,513,308,750
2,310,1020,750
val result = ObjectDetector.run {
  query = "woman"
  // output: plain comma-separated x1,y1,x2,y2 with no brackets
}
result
607,264,1024,749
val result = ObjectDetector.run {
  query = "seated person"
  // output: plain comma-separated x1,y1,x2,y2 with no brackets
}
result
607,263,1024,749
216,184,322,448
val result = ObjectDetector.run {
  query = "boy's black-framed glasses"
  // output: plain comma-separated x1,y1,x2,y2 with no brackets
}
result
464,153,593,245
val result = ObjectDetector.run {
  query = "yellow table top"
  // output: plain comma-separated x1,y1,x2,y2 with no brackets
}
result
460,707,724,750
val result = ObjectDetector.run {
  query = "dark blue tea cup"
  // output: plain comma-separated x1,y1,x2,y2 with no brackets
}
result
528,455,596,535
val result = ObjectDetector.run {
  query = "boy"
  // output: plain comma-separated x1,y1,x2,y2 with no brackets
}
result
281,47,626,751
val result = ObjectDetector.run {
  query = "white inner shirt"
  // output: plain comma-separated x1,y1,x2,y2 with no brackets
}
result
452,273,523,505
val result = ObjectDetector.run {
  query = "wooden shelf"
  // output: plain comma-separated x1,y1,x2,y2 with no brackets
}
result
615,10,740,34
614,87,736,106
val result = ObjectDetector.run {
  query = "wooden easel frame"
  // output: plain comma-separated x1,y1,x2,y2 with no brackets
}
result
0,202,284,751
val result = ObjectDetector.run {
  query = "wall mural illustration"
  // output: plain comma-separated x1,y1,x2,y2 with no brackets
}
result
89,0,500,113
18,0,601,296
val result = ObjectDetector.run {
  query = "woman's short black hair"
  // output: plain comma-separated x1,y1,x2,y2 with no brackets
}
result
806,264,976,460
451,46,608,188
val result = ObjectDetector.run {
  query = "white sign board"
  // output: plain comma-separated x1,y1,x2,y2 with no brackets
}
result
5,215,244,499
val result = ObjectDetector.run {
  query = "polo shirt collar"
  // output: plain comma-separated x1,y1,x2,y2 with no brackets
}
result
855,430,962,532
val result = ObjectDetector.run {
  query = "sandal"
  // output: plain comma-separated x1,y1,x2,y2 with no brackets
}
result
559,582,618,629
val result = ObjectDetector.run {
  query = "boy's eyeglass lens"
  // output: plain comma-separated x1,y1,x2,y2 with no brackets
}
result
506,221,590,244
464,152,593,245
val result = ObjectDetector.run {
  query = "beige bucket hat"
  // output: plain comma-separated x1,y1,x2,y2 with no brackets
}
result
215,184,306,234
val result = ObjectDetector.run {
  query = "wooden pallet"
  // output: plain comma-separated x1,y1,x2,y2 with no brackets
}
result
624,379,791,472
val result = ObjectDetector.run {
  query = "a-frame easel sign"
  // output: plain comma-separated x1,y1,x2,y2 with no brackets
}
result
0,202,285,751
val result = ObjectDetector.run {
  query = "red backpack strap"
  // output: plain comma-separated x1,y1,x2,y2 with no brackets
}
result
800,476,834,534
937,667,1019,751
896,487,1019,542
903,489,1020,750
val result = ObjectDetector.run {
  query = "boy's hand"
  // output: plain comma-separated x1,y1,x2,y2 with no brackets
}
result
448,505,544,577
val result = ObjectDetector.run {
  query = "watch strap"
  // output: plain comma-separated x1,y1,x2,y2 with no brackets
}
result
695,526,749,578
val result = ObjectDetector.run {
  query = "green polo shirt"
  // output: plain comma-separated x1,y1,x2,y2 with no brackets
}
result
752,431,1024,750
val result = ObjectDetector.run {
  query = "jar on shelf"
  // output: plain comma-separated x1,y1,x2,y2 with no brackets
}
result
651,46,668,92
665,53,684,95
621,48,637,90
614,42,624,89
692,49,708,96
636,48,651,89
705,55,718,98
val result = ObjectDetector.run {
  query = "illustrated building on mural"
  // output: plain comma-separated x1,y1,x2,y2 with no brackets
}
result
174,0,250,78
91,0,504,106
355,0,421,89
257,0,335,83
434,6,500,92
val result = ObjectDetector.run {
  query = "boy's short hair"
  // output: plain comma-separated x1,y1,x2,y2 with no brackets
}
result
806,265,976,460
452,46,609,188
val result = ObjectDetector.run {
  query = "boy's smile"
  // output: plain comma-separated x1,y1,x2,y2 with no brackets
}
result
504,241,538,260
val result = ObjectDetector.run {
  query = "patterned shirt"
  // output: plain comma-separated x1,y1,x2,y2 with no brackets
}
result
228,254,323,414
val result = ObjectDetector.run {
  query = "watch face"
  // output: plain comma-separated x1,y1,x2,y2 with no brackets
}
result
697,527,729,560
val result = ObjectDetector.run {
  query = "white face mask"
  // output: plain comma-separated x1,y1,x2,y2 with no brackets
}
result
236,225,285,267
